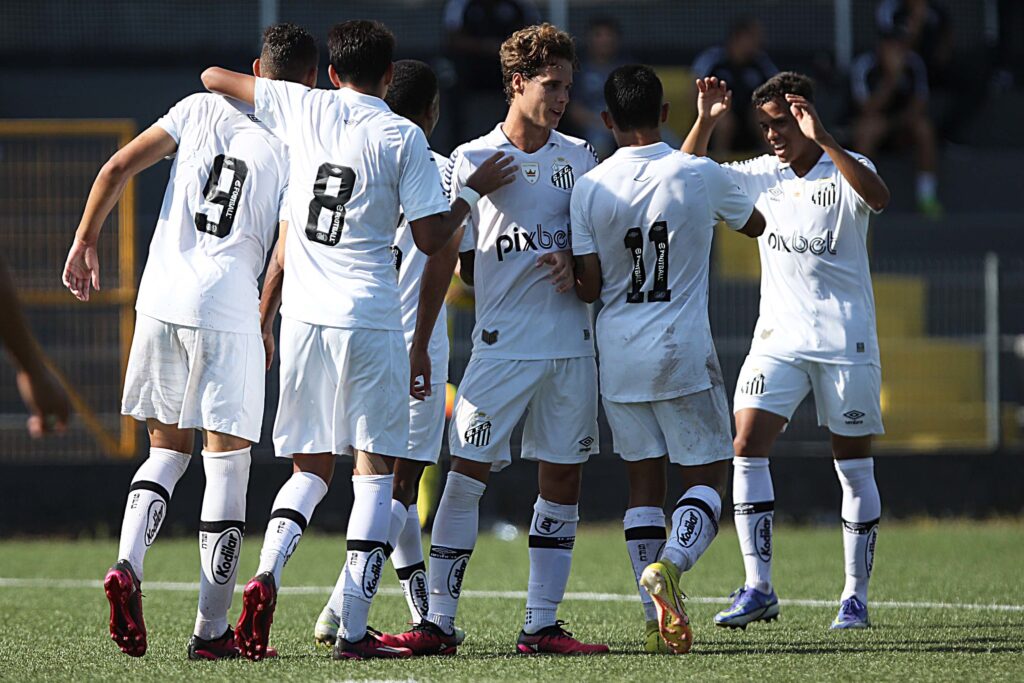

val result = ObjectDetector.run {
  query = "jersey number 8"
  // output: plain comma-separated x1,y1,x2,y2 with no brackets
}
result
624,221,671,303
305,162,357,246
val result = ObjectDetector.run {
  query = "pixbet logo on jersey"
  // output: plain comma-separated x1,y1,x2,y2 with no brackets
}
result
766,230,838,256
496,224,570,261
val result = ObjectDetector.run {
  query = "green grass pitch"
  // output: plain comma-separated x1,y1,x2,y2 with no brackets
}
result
0,520,1020,681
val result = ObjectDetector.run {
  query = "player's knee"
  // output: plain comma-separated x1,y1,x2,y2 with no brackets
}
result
538,462,583,504
292,453,335,485
733,435,769,458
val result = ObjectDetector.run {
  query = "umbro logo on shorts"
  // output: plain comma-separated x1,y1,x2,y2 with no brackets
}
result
741,373,766,397
844,410,865,425
578,436,594,453
464,413,492,447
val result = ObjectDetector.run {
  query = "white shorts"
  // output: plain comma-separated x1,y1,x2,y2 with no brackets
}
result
405,383,447,463
449,357,598,472
604,384,733,466
273,318,408,458
121,313,264,442
733,354,884,437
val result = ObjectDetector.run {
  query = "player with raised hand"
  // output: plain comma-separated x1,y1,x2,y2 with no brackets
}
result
62,24,318,660
682,72,890,630
571,65,764,654
386,23,609,657
201,21,513,661
308,59,473,648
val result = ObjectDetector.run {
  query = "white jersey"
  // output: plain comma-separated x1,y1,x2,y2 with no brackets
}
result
135,93,288,335
725,151,882,365
393,150,449,382
572,142,754,402
253,79,450,330
447,124,598,360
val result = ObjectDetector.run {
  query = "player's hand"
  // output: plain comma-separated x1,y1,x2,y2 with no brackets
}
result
15,365,70,438
410,346,432,401
537,251,574,294
696,77,732,122
786,94,832,145
62,238,101,302
467,152,518,196
261,327,275,371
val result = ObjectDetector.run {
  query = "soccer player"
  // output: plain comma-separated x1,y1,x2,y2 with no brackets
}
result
388,23,609,657
571,65,764,654
682,72,890,630
61,24,318,659
309,59,464,645
201,20,514,660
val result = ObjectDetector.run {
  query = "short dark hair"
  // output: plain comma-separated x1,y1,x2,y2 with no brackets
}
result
327,20,395,87
604,64,663,131
500,23,577,103
384,60,439,120
260,23,318,82
751,71,814,107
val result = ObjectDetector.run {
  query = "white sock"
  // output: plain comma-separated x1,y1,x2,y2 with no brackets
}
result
524,497,579,634
256,471,328,588
835,458,881,603
339,475,393,642
195,447,249,640
117,447,191,581
916,172,937,202
663,486,720,573
426,471,485,635
391,502,428,623
623,506,666,623
387,498,408,555
733,457,775,594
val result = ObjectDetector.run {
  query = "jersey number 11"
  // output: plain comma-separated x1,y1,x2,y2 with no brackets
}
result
624,221,671,304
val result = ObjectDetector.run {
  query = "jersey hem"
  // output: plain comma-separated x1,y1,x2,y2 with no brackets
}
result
601,380,713,404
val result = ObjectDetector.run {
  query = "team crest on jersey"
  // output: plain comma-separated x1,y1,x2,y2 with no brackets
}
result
522,162,540,184
811,179,838,207
550,159,575,190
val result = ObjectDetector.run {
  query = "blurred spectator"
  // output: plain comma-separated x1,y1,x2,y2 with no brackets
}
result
0,256,71,438
692,17,778,155
567,17,626,158
443,0,541,139
851,31,941,217
875,0,952,86
876,0,991,142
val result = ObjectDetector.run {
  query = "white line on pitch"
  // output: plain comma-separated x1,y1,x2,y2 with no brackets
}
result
0,577,1020,613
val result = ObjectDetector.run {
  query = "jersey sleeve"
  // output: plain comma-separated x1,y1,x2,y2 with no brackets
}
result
570,177,597,255
397,125,450,223
253,77,309,142
445,147,478,240
843,152,884,215
703,160,755,231
722,157,765,201
153,94,204,143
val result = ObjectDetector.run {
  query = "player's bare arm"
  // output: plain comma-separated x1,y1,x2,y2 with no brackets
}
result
458,250,475,286
409,151,516,256
572,253,601,303
1,257,71,437
738,207,767,238
63,126,178,302
681,77,731,157
409,226,464,401
201,67,257,105
259,225,288,370
786,94,890,212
